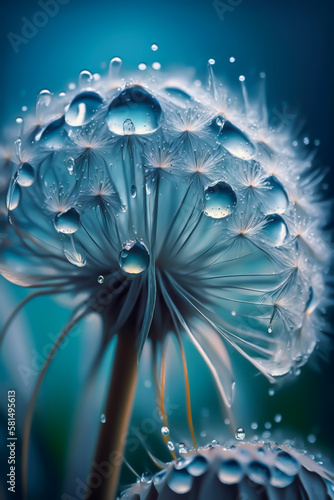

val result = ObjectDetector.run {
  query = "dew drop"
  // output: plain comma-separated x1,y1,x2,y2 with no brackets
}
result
79,70,93,88
208,58,215,65
65,91,103,127
262,214,288,246
7,183,21,211
235,427,245,440
307,434,317,444
109,57,122,80
179,443,188,455
67,157,75,175
218,459,243,484
251,422,258,430
167,469,193,494
123,118,135,135
268,388,275,396
161,426,169,436
36,89,51,122
39,116,68,149
138,63,147,71
167,441,175,451
204,181,237,219
152,62,161,70
141,472,152,484
100,413,106,423
97,275,104,284
229,56,235,63
151,43,158,51
119,240,150,275
106,85,162,135
54,208,80,234
17,162,35,187
187,456,208,477
263,176,289,214
274,414,282,423
215,119,255,160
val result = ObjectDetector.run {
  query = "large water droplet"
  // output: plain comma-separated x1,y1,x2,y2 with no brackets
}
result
55,208,80,234
218,459,243,484
106,85,162,135
204,181,237,219
17,163,35,187
63,235,86,267
7,183,21,211
247,461,271,484
161,426,169,436
276,451,299,475
215,119,255,159
119,240,150,275
167,469,193,494
187,456,208,477
263,176,289,214
235,427,245,440
65,91,103,127
262,214,287,246
39,116,68,149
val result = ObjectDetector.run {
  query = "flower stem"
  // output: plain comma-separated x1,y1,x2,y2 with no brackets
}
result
87,332,138,500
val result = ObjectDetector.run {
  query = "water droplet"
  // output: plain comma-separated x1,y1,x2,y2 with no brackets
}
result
63,235,86,267
123,118,135,135
179,443,188,455
15,138,22,158
251,422,258,430
106,85,162,135
39,116,68,149
79,70,93,88
276,451,299,475
151,43,158,51
138,63,147,71
152,62,161,70
204,181,237,219
262,214,288,246
161,426,169,436
55,208,80,234
263,176,289,214
167,441,175,451
268,388,275,396
100,413,106,423
130,185,137,198
67,157,75,175
208,58,215,65
167,469,193,494
187,456,208,477
247,461,271,484
211,439,219,447
65,91,103,127
216,114,225,128
17,163,35,187
235,427,245,440
97,275,104,284
229,56,235,63
119,240,150,275
239,75,245,82
7,183,21,211
270,466,294,488
218,459,243,484
141,472,152,484
265,422,272,430
109,57,122,80
307,434,316,444
303,137,310,145
36,89,51,122
268,327,273,333
215,120,255,159
231,310,236,316
274,414,282,423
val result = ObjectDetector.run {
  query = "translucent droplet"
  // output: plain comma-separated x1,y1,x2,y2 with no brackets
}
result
268,388,275,396
63,235,86,267
55,208,80,234
208,58,215,65
100,413,106,423
247,461,271,484
274,414,282,423
211,439,219,447
167,441,175,451
109,57,122,81
119,240,150,275
307,434,317,444
218,459,243,484
235,427,245,440
251,422,258,430
151,43,158,51
106,85,162,135
141,472,152,484
263,176,289,214
79,70,93,88
268,327,273,333
39,116,68,149
36,89,51,122
229,56,235,63
97,275,104,284
179,443,188,455
7,183,21,211
262,214,287,246
216,114,225,128
167,469,193,494
216,120,255,160
204,181,237,219
161,426,169,436
276,451,299,475
123,118,135,135
67,157,75,175
187,456,208,477
65,91,103,127
138,63,147,71
152,62,161,70
17,162,35,187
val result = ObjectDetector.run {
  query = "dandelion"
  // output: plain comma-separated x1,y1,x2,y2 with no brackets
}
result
120,441,334,499
0,58,330,499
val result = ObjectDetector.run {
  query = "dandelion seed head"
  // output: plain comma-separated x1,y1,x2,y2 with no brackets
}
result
0,58,330,407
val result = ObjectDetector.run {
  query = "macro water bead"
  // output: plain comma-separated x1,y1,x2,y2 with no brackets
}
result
0,58,330,500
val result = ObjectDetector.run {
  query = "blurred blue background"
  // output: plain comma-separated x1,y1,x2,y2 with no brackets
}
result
0,0,334,498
